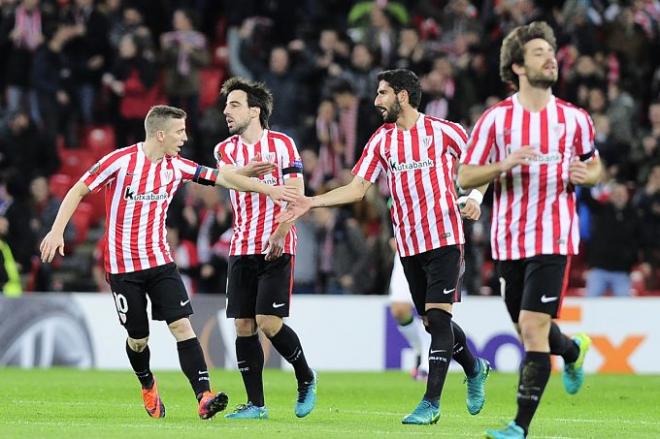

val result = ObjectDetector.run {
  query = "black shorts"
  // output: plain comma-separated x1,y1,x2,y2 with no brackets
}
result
108,263,193,339
226,254,294,319
496,254,569,322
400,245,463,316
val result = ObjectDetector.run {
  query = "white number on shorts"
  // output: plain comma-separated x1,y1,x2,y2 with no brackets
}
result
113,292,129,313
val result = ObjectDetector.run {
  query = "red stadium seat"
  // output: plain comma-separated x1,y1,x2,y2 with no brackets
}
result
71,202,93,246
83,125,116,157
58,148,96,180
48,174,73,200
85,190,106,226
199,68,224,111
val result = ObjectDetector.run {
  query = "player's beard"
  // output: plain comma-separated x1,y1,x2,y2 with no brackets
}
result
228,119,249,135
526,66,557,90
381,98,402,124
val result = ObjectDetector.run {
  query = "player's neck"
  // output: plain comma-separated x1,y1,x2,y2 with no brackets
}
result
142,140,165,162
240,123,265,145
517,83,552,112
395,107,420,131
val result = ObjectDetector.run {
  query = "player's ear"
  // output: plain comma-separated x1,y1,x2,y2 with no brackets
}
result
250,107,260,120
512,62,525,77
398,89,409,106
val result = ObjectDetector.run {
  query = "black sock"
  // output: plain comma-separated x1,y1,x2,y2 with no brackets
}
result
549,322,579,363
268,324,314,384
514,351,551,435
236,334,265,407
126,341,153,389
451,321,478,377
423,309,454,405
177,337,211,400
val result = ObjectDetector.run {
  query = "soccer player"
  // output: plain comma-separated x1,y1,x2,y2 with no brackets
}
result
458,22,600,439
278,69,490,425
214,77,317,420
40,105,296,420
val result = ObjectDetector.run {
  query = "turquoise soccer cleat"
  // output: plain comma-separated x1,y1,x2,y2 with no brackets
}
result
401,399,440,425
465,357,491,415
563,333,591,395
224,403,269,420
485,421,525,438
295,370,318,418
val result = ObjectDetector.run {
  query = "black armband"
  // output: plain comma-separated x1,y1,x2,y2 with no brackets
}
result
193,166,219,186
579,151,595,162
282,159,304,175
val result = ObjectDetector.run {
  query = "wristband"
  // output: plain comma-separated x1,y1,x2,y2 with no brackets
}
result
458,189,483,207
467,189,483,205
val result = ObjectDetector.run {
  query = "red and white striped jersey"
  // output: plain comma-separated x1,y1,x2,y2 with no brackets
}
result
461,93,597,260
353,114,466,257
214,129,302,256
81,143,216,274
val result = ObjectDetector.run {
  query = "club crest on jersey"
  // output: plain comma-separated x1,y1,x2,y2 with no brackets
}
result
124,186,167,202
388,157,434,172
553,123,566,138
422,136,433,149
261,152,276,163
163,169,174,184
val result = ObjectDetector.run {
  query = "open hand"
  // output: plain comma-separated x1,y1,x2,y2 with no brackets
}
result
275,193,312,223
40,231,65,263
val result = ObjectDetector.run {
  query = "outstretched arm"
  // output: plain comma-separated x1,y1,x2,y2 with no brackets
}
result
40,181,90,263
214,166,297,204
277,175,372,223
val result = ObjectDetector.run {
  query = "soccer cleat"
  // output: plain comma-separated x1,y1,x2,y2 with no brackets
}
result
485,421,525,438
465,357,490,415
224,403,269,419
401,399,440,425
563,333,591,395
142,378,165,418
295,370,318,418
198,391,229,419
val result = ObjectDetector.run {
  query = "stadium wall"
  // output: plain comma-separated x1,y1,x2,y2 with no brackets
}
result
0,295,657,374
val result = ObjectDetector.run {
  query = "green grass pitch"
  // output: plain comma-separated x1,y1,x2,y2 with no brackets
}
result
1,368,659,438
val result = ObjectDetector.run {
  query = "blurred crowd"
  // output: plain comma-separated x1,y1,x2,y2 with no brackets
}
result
0,0,658,296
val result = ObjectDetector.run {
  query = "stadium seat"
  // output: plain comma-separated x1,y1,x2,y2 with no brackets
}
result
83,125,116,157
48,174,73,200
85,191,106,226
58,148,96,180
199,68,224,111
71,202,93,246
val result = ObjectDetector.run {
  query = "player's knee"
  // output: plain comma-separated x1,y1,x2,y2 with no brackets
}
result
167,317,195,341
390,302,413,323
256,314,283,338
234,318,257,337
127,336,149,352
518,316,550,347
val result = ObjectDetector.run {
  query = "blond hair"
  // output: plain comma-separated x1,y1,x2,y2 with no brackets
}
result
144,105,187,136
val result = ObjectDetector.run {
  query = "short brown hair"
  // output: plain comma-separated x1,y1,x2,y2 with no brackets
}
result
144,105,186,135
221,76,273,129
499,21,557,90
